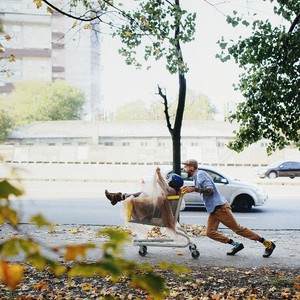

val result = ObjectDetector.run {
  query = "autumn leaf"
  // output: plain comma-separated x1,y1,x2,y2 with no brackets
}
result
81,282,91,291
33,281,50,291
46,6,53,14
33,0,42,9
0,206,19,226
9,54,15,62
294,283,300,291
65,244,95,261
84,24,92,30
0,261,24,289
5,34,11,41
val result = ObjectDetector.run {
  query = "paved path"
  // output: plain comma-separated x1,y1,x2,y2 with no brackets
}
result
1,224,299,269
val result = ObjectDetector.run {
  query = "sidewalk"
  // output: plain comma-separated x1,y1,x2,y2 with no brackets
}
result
1,223,299,269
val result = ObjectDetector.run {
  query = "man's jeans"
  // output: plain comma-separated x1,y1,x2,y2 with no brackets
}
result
206,203,260,243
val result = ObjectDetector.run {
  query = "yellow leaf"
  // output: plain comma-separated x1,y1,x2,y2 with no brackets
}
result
64,244,94,261
84,24,92,30
47,6,53,14
125,31,132,37
81,282,91,291
9,54,15,62
5,34,11,41
0,261,24,289
69,229,78,234
294,275,300,281
33,0,42,9
72,21,77,28
0,206,19,226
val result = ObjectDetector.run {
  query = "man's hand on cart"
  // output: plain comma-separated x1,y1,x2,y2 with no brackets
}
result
181,186,214,195
181,186,195,194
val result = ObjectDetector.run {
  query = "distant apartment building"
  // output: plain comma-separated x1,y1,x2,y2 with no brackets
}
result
0,0,102,119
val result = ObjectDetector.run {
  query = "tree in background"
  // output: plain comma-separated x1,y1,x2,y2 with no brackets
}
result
115,89,216,121
0,109,14,143
39,0,196,174
183,90,216,121
217,0,300,154
1,80,85,126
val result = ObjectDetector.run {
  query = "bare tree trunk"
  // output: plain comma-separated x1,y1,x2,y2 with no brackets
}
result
172,73,186,175
172,0,186,175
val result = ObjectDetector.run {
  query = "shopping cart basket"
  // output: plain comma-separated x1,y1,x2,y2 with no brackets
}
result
125,194,200,259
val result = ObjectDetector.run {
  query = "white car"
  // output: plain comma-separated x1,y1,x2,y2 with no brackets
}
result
142,167,267,212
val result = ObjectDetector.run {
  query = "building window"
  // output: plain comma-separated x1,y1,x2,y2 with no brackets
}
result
191,142,198,147
260,142,268,148
122,142,130,146
217,142,225,148
141,142,148,147
158,142,165,147
104,142,113,146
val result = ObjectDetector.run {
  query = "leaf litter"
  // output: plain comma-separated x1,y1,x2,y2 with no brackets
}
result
1,224,300,299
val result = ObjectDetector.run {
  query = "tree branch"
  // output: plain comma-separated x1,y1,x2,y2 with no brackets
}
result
288,12,300,33
157,85,173,136
42,0,135,24
43,0,99,21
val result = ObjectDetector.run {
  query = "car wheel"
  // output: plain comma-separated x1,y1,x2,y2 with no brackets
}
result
290,176,295,179
268,172,277,179
232,195,253,212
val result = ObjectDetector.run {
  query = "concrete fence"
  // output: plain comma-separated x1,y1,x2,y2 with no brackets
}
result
1,144,299,167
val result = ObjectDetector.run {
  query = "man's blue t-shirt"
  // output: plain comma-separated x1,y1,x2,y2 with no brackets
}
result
192,170,227,214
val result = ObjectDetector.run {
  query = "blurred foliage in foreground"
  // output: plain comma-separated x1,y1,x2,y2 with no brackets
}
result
0,160,189,299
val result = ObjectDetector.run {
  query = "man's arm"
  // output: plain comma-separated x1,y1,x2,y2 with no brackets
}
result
181,186,214,195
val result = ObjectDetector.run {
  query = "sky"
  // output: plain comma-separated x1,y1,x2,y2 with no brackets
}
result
99,0,281,118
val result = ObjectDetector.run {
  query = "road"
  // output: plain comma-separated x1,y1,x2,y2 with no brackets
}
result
10,181,300,230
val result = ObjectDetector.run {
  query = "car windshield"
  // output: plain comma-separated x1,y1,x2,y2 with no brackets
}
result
268,161,284,168
180,168,230,184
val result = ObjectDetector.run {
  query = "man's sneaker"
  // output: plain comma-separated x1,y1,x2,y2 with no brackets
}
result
227,243,244,256
263,242,276,258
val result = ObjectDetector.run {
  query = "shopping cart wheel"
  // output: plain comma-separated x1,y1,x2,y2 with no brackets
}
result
191,250,200,259
138,246,147,257
189,244,197,251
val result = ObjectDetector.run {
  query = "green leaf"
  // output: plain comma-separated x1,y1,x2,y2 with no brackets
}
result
29,214,52,228
0,180,23,199
0,238,19,257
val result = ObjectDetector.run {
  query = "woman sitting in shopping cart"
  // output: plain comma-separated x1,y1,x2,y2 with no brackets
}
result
105,167,184,231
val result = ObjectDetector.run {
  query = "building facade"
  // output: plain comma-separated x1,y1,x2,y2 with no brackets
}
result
0,0,102,119
3,120,299,166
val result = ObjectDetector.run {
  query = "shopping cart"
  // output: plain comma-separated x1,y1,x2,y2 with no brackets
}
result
124,194,200,259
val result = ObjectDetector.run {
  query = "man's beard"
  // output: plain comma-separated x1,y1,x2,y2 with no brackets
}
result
185,170,192,177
